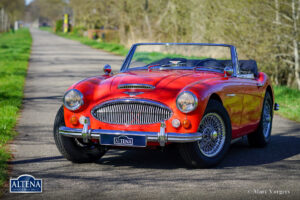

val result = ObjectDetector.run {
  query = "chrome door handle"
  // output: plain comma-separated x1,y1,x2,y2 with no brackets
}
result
257,83,263,87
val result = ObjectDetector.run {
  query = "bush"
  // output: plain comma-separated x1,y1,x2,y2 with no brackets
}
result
55,19,63,33
71,26,86,36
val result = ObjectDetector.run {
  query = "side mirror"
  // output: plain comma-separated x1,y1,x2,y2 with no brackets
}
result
103,64,112,75
224,66,233,77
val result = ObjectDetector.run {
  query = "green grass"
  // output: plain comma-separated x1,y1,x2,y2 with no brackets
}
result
274,86,300,122
0,29,32,194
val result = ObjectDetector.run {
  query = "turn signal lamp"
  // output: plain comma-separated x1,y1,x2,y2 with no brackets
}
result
70,115,79,125
182,119,191,129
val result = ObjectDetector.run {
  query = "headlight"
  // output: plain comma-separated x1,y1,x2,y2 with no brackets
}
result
63,89,84,111
176,91,198,113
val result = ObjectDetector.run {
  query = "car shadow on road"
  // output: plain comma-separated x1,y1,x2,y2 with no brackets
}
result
8,134,300,170
96,134,300,169
8,156,64,165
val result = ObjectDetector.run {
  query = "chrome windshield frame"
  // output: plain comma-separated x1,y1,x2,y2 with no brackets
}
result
120,43,239,77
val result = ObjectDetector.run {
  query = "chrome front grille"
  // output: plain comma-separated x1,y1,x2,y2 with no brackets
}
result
91,99,172,125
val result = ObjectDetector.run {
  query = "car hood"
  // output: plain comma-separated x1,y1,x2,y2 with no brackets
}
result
76,70,223,103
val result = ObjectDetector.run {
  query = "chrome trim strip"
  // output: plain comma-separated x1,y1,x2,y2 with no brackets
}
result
118,84,155,89
257,82,263,87
59,126,203,145
226,94,236,97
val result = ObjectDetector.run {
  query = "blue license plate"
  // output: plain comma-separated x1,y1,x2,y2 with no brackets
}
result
100,134,147,147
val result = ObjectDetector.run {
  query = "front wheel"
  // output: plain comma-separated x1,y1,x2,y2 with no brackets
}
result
53,106,107,163
179,99,231,168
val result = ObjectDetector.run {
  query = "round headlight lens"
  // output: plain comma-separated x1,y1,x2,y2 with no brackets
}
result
176,91,198,113
63,89,84,111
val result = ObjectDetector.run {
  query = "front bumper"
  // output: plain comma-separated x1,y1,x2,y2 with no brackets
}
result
59,121,203,147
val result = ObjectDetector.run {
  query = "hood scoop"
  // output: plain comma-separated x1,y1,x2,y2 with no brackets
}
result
118,84,155,90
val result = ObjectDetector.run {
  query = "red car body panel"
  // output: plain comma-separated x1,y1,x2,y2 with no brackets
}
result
64,69,272,144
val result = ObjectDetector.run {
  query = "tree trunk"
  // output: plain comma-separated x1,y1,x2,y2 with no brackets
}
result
293,39,300,89
274,0,280,85
287,68,294,87
292,0,300,89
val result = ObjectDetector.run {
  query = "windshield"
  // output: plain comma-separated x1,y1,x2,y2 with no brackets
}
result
127,44,233,72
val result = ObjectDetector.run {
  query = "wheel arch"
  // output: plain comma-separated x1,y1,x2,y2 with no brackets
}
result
209,93,223,105
266,85,274,104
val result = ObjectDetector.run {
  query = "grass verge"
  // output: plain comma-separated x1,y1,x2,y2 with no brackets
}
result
40,27,300,123
0,29,32,194
274,86,300,122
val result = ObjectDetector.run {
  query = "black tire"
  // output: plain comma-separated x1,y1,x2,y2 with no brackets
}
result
53,106,107,163
247,92,273,147
179,99,232,168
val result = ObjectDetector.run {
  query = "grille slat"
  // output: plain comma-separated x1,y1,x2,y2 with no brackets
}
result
92,99,172,125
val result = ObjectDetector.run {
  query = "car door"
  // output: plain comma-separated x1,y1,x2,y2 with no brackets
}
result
237,75,264,136
221,79,245,139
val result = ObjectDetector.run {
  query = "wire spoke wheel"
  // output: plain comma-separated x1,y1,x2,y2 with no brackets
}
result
262,98,272,138
197,113,226,157
179,99,231,168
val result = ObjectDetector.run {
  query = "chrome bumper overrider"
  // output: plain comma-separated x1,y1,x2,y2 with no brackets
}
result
59,121,203,147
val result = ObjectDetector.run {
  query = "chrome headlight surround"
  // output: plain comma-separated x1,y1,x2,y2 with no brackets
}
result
176,91,198,113
63,89,84,111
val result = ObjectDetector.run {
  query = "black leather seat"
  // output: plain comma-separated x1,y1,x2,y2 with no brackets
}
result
239,60,258,77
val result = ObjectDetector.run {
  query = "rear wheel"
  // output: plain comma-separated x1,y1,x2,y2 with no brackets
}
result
179,99,231,168
248,92,273,147
53,106,107,163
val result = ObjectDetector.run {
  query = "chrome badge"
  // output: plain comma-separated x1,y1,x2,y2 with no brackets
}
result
123,91,144,96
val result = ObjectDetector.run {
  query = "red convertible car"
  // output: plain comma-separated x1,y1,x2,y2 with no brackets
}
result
54,43,279,168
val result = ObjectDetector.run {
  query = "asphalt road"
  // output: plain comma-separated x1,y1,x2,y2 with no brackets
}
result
2,29,300,200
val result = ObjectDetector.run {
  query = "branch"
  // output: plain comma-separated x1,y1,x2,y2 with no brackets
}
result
155,1,171,27
279,12,293,22
275,53,294,57
280,34,295,40
282,58,295,65
273,44,294,50
273,21,293,28
297,0,300,19
265,3,293,22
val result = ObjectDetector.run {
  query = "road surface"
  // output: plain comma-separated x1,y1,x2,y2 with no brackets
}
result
2,29,300,200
